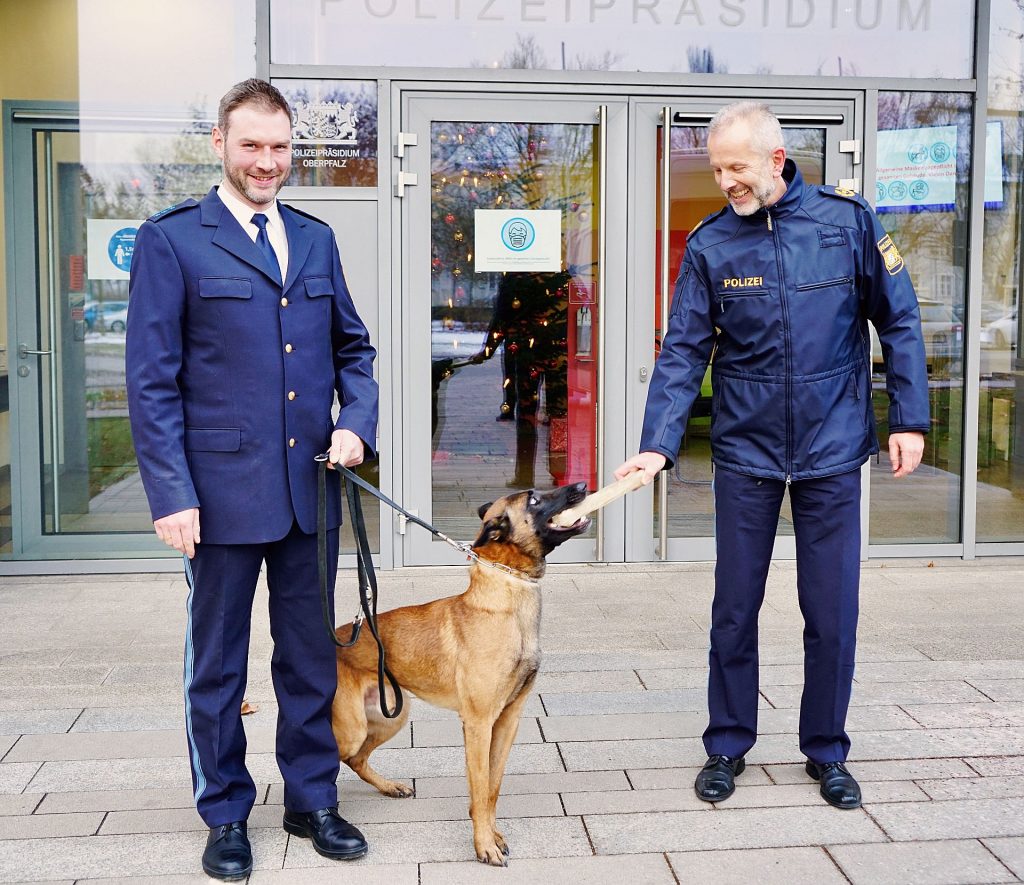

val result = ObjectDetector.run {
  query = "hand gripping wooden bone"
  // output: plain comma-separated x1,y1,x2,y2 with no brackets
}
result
550,470,648,527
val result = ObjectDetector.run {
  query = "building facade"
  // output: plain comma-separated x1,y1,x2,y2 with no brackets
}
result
1,0,1022,571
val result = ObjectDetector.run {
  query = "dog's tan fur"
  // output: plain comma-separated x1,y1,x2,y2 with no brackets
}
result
331,483,589,866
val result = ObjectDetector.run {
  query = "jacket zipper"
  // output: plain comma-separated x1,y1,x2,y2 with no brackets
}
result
767,208,793,483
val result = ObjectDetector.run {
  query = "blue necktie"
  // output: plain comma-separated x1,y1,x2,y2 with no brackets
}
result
251,213,281,284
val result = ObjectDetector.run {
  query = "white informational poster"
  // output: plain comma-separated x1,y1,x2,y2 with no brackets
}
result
876,125,957,212
87,219,144,280
985,120,1004,208
474,210,561,273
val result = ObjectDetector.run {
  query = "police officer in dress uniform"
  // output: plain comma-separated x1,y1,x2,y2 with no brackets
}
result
126,80,377,879
616,102,929,809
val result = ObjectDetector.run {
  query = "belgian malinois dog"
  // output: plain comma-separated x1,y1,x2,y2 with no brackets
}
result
331,482,590,866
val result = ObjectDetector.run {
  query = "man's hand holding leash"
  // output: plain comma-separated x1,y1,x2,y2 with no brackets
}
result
329,428,365,469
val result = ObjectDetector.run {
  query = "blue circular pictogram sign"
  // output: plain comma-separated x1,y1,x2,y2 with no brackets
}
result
888,180,908,201
930,142,951,163
108,227,138,272
909,179,929,201
907,144,928,164
501,217,536,252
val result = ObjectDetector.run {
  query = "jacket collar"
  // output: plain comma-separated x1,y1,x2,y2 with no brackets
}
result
199,187,312,290
762,158,804,219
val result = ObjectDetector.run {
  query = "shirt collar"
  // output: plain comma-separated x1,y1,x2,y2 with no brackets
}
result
216,181,283,232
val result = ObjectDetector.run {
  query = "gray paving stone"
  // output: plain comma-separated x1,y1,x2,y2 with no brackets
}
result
668,846,846,884
0,793,41,815
968,679,1024,701
542,650,701,671
420,853,676,884
250,866,419,884
735,780,928,808
766,758,980,784
562,787,711,815
966,757,1024,776
0,649,73,667
37,786,206,813
0,761,40,793
0,735,15,758
71,707,186,732
0,710,81,735
0,830,287,881
854,661,1024,682
869,797,1024,840
414,769,630,798
357,743,565,779
534,669,643,692
829,838,1015,884
763,680,990,708
404,693,545,720
542,688,722,716
628,765,774,790
917,775,1024,800
100,804,284,835
0,665,112,686
412,716,542,747
284,817,592,866
1,812,105,839
982,836,1024,879
901,701,1024,728
0,685,183,712
584,805,886,853
559,737,705,771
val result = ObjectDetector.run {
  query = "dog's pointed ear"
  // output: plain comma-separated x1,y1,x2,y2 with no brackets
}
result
477,502,494,520
472,514,510,548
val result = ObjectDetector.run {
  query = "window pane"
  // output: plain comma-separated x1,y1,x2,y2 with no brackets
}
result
869,92,971,544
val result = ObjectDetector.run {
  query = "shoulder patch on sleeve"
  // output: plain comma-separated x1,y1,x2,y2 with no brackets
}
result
148,199,198,222
281,203,329,226
877,233,905,275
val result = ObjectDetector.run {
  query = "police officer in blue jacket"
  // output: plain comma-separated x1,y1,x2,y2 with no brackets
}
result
126,80,377,878
616,102,929,810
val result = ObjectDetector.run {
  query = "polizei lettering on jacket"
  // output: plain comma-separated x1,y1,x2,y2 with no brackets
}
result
722,276,765,289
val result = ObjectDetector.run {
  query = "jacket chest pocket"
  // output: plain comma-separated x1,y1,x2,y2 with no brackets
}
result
795,276,852,294
304,277,334,299
716,288,769,312
198,277,253,299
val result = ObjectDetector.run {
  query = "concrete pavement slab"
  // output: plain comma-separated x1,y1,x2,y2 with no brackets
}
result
37,786,210,813
584,805,886,854
668,846,847,884
413,769,630,798
900,701,1024,728
0,793,41,815
763,680,990,707
0,710,81,735
420,853,676,884
1,811,104,839
828,838,1016,884
627,765,774,790
0,761,39,793
541,687,716,716
967,679,1024,701
250,866,419,884
982,836,1024,879
916,775,1024,800
868,797,1024,840
765,758,980,783
966,757,1024,776
412,716,542,747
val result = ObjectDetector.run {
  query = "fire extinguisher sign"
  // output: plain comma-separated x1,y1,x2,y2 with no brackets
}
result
474,209,561,272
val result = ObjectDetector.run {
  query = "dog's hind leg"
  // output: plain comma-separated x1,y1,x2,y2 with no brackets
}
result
462,714,506,866
347,692,413,798
485,679,536,858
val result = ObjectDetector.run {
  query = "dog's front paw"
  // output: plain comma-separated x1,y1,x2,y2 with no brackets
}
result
380,779,414,798
475,838,509,867
493,829,509,857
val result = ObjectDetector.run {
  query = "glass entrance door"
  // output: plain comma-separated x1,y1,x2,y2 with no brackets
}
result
626,98,861,561
400,94,627,565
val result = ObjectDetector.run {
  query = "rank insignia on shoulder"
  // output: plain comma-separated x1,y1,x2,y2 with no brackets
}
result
821,185,859,200
877,234,904,275
148,199,197,222
834,187,857,197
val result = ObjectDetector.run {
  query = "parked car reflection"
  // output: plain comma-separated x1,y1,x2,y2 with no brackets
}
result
980,307,1017,350
84,300,129,333
871,299,963,373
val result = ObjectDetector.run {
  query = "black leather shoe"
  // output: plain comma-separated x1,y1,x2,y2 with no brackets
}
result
283,806,368,859
806,760,862,809
202,821,252,880
694,754,746,802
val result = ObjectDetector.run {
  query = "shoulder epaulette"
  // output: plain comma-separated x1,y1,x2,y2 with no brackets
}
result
689,206,729,237
281,203,329,226
148,199,198,222
818,185,868,207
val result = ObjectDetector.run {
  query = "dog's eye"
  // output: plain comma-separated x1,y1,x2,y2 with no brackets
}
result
529,496,539,506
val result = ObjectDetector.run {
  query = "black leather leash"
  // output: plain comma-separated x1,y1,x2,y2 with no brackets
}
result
316,454,403,719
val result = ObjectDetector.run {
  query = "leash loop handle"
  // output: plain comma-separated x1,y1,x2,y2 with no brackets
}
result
316,454,403,719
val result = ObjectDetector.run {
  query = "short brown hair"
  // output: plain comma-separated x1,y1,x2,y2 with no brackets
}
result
217,79,292,133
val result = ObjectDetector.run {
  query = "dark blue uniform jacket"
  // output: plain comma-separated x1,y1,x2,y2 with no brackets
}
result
640,161,930,481
126,187,378,544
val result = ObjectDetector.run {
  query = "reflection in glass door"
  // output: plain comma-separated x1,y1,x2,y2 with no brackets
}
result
403,96,626,564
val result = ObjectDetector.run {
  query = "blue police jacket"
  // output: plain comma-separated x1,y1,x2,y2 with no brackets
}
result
640,160,930,482
126,187,378,544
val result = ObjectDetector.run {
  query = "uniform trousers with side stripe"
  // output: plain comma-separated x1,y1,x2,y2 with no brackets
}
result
704,465,862,765
183,520,341,827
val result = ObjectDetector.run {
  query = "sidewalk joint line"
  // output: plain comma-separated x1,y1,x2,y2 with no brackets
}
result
663,851,682,884
67,708,87,734
978,835,1018,880
822,845,854,883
